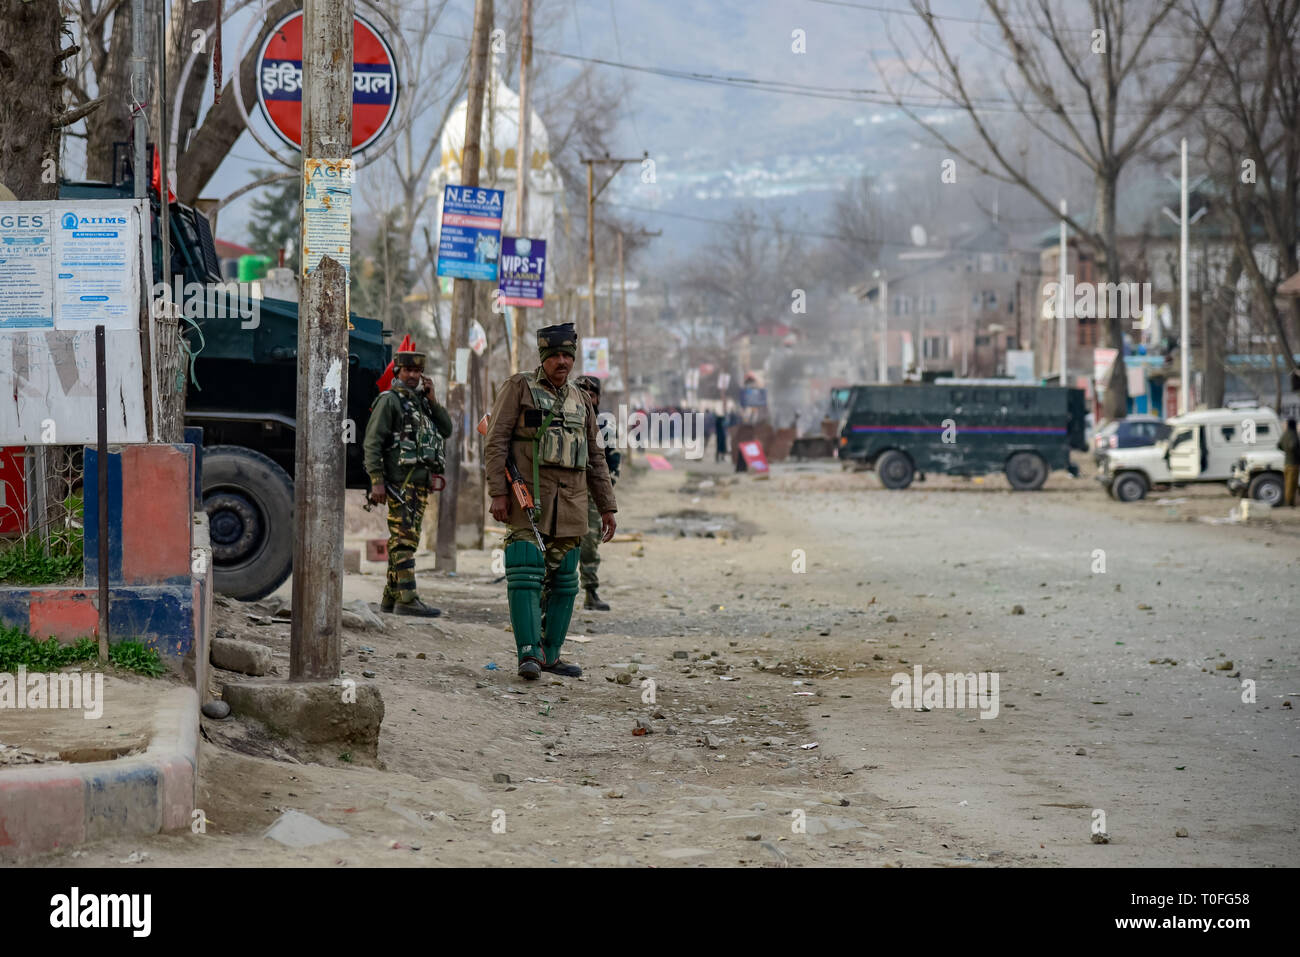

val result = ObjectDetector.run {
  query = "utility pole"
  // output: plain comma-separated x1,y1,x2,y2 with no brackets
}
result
1058,198,1068,387
581,153,645,338
290,0,353,680
509,0,532,374
1161,139,1208,415
435,0,493,573
874,269,888,383
618,230,628,396
131,0,148,203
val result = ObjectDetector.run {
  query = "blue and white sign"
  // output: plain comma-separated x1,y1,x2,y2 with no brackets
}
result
497,236,546,307
740,387,767,408
436,185,504,282
54,200,140,330
0,204,53,330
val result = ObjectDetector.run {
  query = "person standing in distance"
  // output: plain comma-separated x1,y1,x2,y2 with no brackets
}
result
575,374,621,611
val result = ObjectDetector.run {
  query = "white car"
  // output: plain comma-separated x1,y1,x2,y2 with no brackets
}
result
1097,407,1281,502
1227,449,1286,506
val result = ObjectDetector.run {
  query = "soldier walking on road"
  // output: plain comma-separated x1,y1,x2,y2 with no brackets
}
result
575,375,621,611
485,324,617,680
363,350,453,617
1280,418,1300,507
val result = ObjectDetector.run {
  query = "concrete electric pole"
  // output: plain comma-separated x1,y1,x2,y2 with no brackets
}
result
509,0,532,375
290,0,354,680
581,153,646,338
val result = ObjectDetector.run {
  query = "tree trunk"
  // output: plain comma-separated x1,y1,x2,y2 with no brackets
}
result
83,1,135,183
1094,174,1130,420
176,0,298,204
0,0,64,198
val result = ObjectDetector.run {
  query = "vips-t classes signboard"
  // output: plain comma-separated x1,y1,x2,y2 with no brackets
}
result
256,11,400,154
497,237,546,307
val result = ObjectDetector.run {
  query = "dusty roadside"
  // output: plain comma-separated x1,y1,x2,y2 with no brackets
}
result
20,455,1298,867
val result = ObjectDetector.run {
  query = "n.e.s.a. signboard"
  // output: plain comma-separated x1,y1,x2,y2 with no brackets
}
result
256,12,399,154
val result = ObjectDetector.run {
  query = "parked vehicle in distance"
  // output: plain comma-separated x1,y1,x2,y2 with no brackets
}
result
1227,449,1286,506
1097,407,1280,502
837,381,1088,490
1092,415,1170,465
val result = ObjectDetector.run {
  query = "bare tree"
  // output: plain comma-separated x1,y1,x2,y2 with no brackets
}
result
1192,0,1300,388
881,0,1224,418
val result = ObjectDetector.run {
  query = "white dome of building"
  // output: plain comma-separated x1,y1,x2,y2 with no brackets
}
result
429,61,563,240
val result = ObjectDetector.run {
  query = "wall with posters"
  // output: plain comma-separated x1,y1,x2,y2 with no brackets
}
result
0,200,150,445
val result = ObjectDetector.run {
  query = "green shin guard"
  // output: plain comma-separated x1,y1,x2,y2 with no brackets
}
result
542,548,581,665
505,541,545,662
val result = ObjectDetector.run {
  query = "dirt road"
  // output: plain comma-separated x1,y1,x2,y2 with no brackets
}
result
25,456,1299,867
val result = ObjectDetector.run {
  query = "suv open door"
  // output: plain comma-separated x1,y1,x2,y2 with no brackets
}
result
1167,425,1202,479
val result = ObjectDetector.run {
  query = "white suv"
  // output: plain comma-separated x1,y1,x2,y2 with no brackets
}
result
1097,407,1280,502
1227,449,1286,506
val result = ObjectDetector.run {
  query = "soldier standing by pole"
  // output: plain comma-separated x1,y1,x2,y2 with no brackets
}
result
363,351,453,616
485,324,616,679
575,374,619,610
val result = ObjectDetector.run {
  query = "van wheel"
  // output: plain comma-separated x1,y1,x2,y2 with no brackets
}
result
1112,471,1148,503
876,450,914,489
1248,472,1284,507
1005,452,1048,491
202,445,295,600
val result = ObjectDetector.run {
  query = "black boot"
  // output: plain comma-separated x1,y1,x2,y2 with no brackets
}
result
583,587,610,611
518,658,542,680
393,597,442,618
380,594,395,613
541,658,582,677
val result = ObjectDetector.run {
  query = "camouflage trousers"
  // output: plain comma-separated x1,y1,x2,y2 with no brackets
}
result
384,483,429,605
503,527,580,615
579,494,601,590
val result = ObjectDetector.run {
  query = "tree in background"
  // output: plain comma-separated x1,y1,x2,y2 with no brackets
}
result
245,170,300,273
882,0,1224,419
352,205,416,335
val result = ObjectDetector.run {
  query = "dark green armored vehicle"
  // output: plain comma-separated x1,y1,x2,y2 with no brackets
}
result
837,381,1087,490
60,180,391,599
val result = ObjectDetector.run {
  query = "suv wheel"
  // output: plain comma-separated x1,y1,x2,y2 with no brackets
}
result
1248,472,1284,507
875,450,915,489
1112,471,1148,503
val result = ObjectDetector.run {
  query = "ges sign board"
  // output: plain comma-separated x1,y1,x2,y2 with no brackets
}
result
436,186,504,282
257,11,400,154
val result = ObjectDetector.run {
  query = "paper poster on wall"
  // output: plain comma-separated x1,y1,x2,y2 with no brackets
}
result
53,201,143,331
0,203,54,330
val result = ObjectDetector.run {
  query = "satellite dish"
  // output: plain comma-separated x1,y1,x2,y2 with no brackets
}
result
910,224,927,247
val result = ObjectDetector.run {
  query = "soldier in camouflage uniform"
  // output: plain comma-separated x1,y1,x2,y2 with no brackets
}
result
485,324,617,680
362,350,453,618
575,375,620,610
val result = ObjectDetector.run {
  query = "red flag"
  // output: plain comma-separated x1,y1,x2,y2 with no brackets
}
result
376,334,415,392
150,148,176,203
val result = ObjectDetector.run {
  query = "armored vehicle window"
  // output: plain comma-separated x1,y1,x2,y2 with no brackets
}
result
995,390,1012,405
1257,423,1271,436
1170,430,1193,449
1220,426,1236,442
950,389,965,406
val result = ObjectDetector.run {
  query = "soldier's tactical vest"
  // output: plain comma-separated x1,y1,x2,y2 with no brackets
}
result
391,387,446,473
518,371,588,470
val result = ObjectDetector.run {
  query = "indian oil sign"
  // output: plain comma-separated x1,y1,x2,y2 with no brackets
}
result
256,11,400,154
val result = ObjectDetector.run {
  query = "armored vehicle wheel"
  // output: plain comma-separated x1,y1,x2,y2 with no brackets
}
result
876,450,915,489
1112,471,1148,503
1004,452,1048,491
202,445,294,600
1248,472,1284,507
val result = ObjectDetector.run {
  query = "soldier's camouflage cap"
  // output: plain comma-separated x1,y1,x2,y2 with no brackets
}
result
394,350,426,370
537,323,578,360
574,374,601,396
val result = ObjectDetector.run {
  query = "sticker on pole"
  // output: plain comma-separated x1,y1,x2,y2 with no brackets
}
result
436,185,503,281
302,158,352,277
498,237,546,307
256,11,400,154
582,337,609,378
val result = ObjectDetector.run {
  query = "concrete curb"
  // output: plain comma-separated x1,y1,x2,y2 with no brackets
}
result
0,686,199,859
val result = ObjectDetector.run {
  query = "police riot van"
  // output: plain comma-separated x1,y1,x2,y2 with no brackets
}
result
836,381,1088,490
1097,407,1280,502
